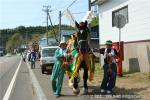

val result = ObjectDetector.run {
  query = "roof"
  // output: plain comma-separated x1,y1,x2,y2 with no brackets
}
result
92,0,109,5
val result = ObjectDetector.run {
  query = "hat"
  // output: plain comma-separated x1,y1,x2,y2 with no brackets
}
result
105,40,112,45
59,40,66,46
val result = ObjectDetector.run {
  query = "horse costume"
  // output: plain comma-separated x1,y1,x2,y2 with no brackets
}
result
67,21,95,94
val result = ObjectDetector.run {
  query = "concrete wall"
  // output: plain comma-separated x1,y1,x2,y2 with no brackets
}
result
99,40,150,72
123,40,150,72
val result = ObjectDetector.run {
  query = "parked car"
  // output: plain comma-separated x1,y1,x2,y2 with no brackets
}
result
40,46,59,74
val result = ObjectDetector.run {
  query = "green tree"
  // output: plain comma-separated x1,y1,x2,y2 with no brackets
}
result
1,24,75,50
6,33,23,53
90,16,99,27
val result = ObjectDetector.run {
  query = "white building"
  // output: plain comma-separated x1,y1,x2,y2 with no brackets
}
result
96,0,150,72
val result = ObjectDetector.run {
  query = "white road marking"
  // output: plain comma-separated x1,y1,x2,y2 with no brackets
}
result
2,57,22,100
26,61,47,100
0,62,3,79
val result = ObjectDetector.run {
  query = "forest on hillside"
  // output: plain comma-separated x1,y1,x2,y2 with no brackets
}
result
0,25,75,53
0,16,98,53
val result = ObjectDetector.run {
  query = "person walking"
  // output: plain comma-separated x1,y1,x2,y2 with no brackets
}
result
94,40,117,94
29,49,36,69
51,40,69,97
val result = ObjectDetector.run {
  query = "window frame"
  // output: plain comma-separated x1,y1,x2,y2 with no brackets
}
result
112,5,129,27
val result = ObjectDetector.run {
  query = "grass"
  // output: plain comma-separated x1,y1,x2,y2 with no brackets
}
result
89,63,104,85
91,63,150,84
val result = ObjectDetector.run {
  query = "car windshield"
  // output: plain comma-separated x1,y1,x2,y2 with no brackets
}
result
42,48,57,57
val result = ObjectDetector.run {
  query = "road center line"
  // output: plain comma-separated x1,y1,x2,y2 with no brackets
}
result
3,57,22,100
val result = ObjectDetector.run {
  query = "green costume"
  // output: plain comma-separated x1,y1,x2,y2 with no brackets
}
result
51,48,67,96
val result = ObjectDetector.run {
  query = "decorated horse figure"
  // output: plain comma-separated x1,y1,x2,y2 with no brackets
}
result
65,34,78,79
67,21,95,94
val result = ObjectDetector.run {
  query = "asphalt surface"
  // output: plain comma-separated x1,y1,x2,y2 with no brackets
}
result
11,60,35,100
0,55,35,100
0,55,115,100
0,56,20,100
32,62,115,100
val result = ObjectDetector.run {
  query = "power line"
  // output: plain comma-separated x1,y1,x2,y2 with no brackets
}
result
62,0,78,15
49,0,80,26
67,0,78,9
49,0,79,25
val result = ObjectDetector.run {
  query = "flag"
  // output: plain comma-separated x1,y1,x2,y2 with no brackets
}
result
82,11,94,22
63,9,76,27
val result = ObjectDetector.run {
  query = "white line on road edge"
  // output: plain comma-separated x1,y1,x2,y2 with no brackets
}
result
3,57,22,100
26,61,47,100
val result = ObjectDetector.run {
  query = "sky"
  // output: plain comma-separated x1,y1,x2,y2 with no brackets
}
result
0,0,88,29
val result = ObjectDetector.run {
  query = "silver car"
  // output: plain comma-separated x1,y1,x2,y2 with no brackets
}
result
40,46,58,74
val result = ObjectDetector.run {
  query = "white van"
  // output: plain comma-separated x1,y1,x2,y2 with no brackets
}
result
40,46,59,74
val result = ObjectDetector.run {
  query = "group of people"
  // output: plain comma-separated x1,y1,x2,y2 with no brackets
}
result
28,50,37,69
22,49,37,69
50,39,118,97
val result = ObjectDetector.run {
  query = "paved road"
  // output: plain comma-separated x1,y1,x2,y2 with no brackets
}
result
0,56,35,100
11,60,35,100
32,62,115,100
0,56,20,100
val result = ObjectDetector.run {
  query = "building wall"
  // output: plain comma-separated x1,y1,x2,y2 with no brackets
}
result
123,40,150,72
100,40,150,72
98,0,150,72
98,0,150,44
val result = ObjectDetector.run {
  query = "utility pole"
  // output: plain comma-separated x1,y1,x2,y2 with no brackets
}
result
88,0,91,45
26,31,28,48
59,11,61,41
88,0,91,11
0,32,2,47
48,13,58,42
42,5,51,46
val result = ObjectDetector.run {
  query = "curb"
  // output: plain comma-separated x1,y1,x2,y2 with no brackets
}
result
26,61,47,100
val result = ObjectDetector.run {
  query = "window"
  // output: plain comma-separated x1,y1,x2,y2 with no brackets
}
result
42,48,57,57
112,6,128,27
91,32,98,38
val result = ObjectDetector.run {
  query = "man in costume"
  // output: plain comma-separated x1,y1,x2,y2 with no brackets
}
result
51,40,68,97
68,21,95,94
94,40,117,94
